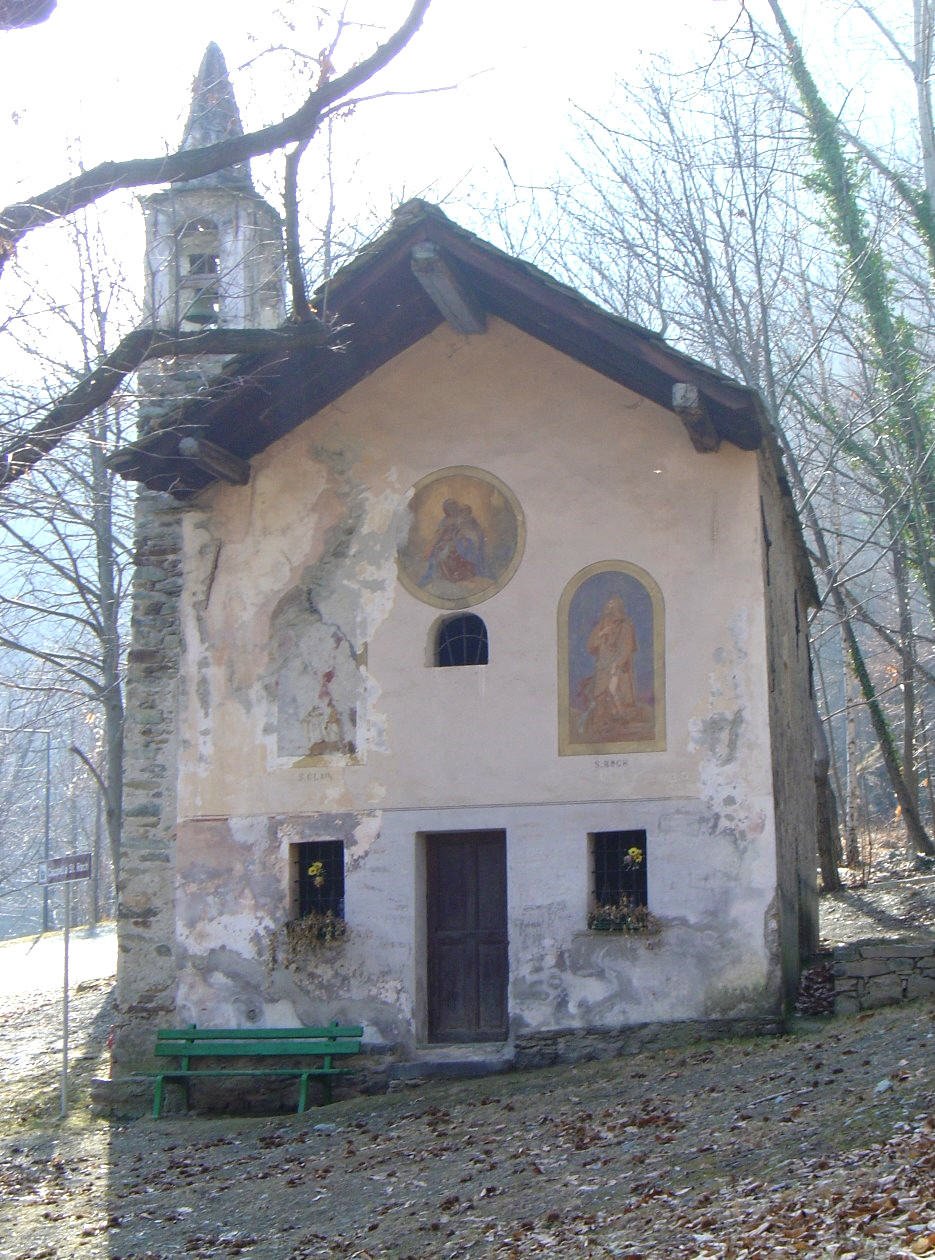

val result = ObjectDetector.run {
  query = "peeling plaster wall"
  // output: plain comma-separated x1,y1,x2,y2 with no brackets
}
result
166,319,792,1048
174,797,780,1050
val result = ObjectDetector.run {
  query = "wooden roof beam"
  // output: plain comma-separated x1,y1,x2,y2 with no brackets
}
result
177,436,250,485
410,242,486,334
672,383,721,453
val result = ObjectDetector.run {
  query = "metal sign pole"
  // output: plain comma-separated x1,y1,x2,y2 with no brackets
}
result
43,732,51,933
36,853,91,1121
61,881,70,1119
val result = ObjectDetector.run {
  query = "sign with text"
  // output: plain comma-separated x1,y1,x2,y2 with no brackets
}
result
37,853,92,886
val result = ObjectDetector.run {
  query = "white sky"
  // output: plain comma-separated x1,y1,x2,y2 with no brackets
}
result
0,0,822,215
0,0,893,340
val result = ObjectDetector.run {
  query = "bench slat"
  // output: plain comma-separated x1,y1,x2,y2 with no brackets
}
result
159,1068,349,1078
156,1026,363,1041
155,1039,360,1058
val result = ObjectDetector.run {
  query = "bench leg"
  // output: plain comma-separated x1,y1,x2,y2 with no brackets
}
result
297,1074,309,1114
153,1076,164,1120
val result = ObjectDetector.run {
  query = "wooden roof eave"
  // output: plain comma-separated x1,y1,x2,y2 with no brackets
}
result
110,205,768,492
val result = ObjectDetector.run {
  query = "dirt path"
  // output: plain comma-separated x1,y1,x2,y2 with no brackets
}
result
1,867,933,1259
1,997,933,1259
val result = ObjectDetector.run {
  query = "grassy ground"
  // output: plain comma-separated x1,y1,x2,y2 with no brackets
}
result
1,986,933,1258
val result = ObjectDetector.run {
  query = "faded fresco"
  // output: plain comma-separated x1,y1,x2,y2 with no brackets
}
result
272,596,363,761
397,466,525,609
559,562,665,754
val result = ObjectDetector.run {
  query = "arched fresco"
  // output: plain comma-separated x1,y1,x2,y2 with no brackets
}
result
558,561,665,755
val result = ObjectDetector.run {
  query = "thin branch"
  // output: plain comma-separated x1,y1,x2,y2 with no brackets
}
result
284,137,315,320
0,322,330,487
0,0,432,263
69,742,107,799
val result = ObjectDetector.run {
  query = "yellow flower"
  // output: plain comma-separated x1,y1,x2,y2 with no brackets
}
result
627,847,643,863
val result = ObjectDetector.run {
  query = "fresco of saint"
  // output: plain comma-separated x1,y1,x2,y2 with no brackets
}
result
580,595,639,740
559,563,665,754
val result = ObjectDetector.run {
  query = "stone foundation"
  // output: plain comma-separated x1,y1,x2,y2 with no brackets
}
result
513,1016,783,1070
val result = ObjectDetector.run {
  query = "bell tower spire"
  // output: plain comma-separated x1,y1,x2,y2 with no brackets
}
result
179,43,254,192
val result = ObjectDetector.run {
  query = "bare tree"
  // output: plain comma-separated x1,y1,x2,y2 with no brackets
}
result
520,36,935,864
0,211,135,887
0,677,108,937
756,0,935,857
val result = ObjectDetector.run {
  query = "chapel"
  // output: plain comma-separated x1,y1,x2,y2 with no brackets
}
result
108,47,819,1083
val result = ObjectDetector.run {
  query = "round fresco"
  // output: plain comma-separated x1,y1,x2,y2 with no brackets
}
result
397,467,526,609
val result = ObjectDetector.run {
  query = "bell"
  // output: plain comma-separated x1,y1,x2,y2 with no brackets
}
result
183,288,219,326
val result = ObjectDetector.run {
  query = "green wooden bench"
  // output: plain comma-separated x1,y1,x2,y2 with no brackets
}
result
151,1024,363,1118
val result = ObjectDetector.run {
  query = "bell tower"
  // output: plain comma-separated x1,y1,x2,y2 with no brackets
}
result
139,43,285,431
109,46,286,1089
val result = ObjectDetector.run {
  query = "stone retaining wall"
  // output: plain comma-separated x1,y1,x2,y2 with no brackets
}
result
834,941,935,1014
514,1016,783,1070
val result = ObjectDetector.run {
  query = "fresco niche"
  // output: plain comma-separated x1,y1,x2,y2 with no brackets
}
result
397,466,525,609
271,588,364,762
558,561,665,756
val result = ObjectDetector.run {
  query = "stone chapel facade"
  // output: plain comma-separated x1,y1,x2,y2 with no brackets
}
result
108,52,819,1084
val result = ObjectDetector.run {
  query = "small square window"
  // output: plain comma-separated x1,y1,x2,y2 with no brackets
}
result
591,830,648,910
293,840,345,919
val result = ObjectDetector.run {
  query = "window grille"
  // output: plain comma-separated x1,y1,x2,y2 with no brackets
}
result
294,840,345,919
436,614,488,667
591,830,648,908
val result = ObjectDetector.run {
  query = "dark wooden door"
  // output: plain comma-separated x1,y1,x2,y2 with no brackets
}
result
426,831,508,1043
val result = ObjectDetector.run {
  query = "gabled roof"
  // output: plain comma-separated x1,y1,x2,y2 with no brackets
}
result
111,201,772,497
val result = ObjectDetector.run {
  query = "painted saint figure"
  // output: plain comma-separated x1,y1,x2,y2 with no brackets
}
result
579,595,638,739
420,499,489,587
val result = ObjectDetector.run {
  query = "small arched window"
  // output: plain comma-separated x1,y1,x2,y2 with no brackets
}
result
436,614,489,667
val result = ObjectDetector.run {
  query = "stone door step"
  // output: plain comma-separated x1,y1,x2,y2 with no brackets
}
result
389,1042,514,1083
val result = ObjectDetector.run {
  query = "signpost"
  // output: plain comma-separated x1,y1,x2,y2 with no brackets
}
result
37,853,92,886
37,853,93,1118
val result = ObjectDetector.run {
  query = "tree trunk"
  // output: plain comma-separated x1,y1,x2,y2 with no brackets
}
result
844,657,862,868
90,417,124,882
813,707,843,891
90,787,102,927
893,538,918,819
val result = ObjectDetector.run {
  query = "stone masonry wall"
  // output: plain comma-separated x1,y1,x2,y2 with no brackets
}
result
834,942,935,1014
110,489,184,1075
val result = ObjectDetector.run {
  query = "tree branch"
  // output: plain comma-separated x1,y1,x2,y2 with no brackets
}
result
69,742,108,799
0,0,432,263
0,321,331,488
284,137,315,320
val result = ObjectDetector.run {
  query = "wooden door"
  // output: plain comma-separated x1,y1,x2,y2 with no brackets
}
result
426,831,508,1043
